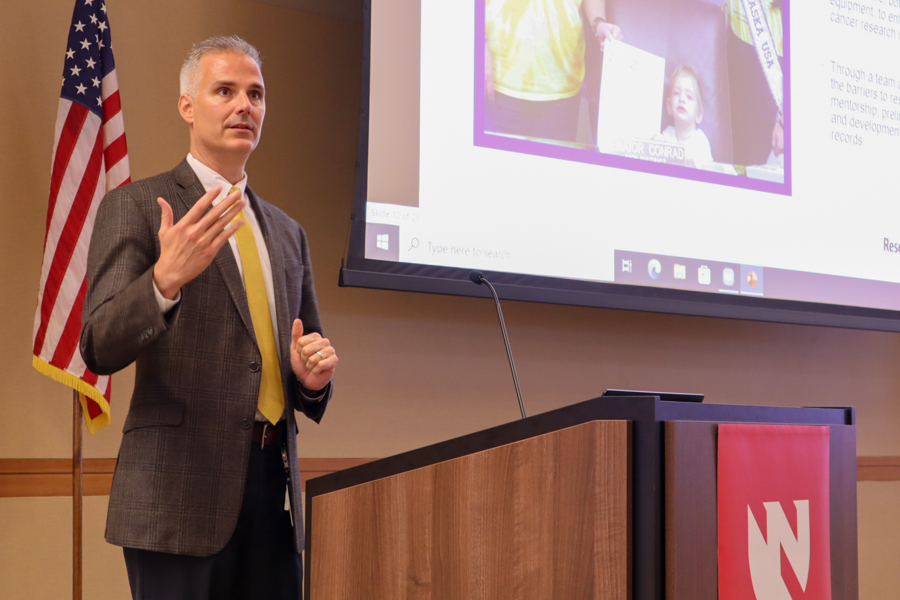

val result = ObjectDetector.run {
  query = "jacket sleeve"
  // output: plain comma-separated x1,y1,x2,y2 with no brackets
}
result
289,221,332,423
80,185,178,375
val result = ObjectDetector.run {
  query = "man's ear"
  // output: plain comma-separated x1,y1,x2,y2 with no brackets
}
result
178,94,194,125
695,105,704,126
665,96,674,117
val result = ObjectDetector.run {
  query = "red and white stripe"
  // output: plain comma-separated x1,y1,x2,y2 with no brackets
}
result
33,69,129,422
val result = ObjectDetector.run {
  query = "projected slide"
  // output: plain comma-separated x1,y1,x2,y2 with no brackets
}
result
358,0,900,321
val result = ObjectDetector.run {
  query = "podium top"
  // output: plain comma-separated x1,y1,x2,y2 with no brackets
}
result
305,396,853,498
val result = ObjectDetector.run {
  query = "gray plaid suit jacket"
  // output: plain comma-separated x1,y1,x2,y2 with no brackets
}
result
80,160,330,557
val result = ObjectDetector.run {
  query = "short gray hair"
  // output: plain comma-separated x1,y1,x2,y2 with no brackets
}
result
179,36,262,97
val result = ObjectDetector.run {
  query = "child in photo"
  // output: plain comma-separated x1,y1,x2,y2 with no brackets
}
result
656,65,713,166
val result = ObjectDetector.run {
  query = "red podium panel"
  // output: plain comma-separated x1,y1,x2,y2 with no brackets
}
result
718,425,832,600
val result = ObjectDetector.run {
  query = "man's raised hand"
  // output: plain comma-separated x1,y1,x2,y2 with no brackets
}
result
153,185,244,300
291,319,337,393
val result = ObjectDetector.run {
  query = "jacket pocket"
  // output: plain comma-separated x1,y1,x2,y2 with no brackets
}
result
122,402,184,433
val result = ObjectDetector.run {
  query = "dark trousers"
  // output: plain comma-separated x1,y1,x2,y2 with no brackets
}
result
485,90,582,143
123,444,301,600
726,29,780,166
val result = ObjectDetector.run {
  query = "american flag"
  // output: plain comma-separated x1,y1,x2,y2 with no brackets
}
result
32,0,129,434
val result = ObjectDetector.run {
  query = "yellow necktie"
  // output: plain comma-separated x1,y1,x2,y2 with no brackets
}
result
230,186,285,424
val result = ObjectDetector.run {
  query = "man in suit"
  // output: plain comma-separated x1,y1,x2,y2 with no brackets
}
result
80,36,336,600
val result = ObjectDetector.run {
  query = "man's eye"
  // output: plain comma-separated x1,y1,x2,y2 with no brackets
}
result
218,88,230,96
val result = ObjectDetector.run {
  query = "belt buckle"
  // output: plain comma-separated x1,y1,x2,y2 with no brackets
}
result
260,423,268,449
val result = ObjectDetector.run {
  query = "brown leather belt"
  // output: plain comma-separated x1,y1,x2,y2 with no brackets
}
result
251,422,282,448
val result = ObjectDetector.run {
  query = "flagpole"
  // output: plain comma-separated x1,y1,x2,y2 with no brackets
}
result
73,390,83,600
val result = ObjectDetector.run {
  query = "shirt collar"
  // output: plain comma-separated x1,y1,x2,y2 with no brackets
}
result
186,153,248,204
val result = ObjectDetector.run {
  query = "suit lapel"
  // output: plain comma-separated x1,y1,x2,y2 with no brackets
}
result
247,188,291,364
173,160,256,343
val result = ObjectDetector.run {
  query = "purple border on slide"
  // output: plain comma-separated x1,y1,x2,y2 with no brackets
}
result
472,0,792,196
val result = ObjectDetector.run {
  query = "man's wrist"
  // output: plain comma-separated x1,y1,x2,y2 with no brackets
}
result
152,265,180,301
299,380,329,402
152,268,181,313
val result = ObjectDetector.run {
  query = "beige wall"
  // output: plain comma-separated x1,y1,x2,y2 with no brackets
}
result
1,0,898,598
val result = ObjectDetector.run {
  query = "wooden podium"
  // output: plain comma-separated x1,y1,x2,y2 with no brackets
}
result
304,397,857,600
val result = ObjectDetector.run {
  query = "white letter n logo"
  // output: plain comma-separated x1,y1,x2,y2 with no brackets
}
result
747,500,811,599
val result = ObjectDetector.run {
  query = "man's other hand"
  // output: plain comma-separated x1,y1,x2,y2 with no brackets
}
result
153,185,244,299
291,319,337,392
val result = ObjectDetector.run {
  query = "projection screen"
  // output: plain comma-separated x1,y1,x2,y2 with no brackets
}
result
341,0,900,332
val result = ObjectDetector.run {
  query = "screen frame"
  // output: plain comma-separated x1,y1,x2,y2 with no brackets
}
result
340,0,900,334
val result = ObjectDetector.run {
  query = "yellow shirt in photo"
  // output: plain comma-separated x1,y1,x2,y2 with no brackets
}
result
486,0,586,101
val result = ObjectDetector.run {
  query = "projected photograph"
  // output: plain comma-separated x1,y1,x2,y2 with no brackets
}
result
475,0,790,194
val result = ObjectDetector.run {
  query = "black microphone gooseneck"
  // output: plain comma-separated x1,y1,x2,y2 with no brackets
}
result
469,271,527,419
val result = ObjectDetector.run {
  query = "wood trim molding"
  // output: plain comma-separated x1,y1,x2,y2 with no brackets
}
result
1,456,897,498
0,458,374,498
857,456,900,481
298,458,375,489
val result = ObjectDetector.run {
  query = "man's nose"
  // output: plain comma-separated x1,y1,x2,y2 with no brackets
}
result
235,92,252,113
